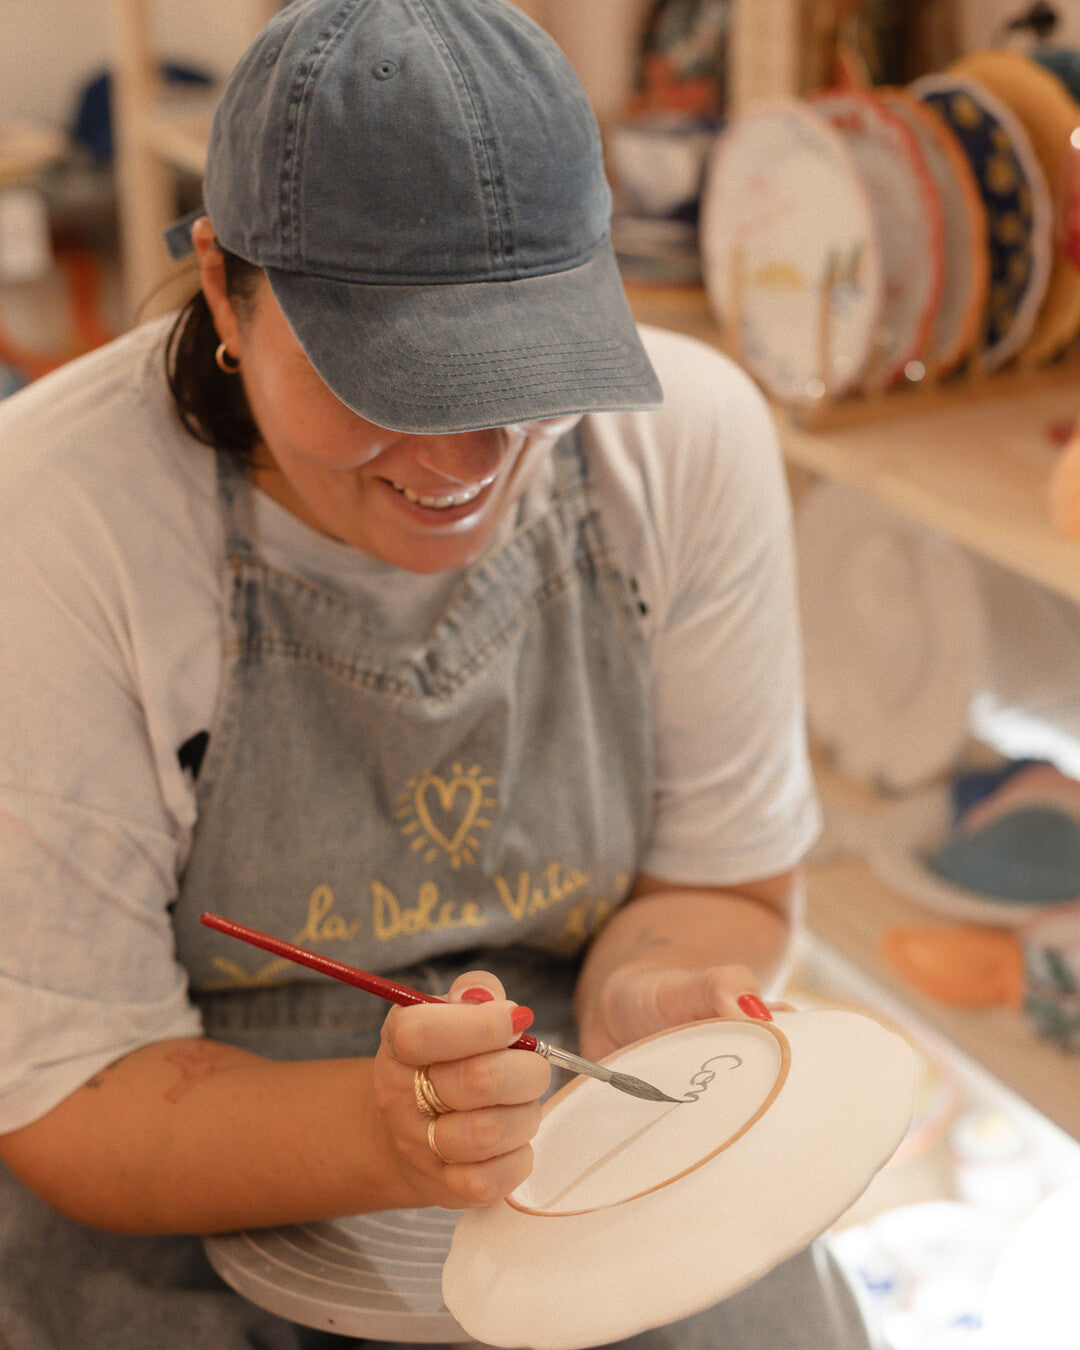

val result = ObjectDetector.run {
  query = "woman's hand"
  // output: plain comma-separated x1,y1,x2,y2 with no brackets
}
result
579,961,776,1061
573,873,799,1062
373,972,551,1210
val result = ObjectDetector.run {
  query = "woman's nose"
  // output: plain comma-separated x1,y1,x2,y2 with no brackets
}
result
412,430,505,483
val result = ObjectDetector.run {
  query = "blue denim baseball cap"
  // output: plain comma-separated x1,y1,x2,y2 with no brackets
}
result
168,0,663,434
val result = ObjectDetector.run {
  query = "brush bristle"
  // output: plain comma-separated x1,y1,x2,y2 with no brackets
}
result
607,1070,682,1103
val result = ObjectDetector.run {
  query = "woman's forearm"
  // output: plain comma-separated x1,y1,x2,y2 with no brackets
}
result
0,1037,411,1234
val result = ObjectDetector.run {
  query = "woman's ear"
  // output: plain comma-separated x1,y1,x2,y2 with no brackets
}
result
191,216,241,352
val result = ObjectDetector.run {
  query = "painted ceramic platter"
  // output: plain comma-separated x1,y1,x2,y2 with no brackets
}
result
812,89,944,387
444,1011,918,1350
699,99,884,404
867,785,1075,927
911,73,1053,372
877,86,990,377
204,1206,468,1342
949,48,1080,366
794,481,986,793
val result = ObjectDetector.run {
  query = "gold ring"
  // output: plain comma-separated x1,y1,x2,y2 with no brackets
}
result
413,1068,438,1118
414,1065,452,1116
427,1116,452,1165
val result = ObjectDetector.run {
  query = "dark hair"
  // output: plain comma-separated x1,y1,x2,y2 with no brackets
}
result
165,250,262,461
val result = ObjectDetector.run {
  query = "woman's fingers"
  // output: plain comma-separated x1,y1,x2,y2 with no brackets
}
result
430,1142,537,1209
427,1101,542,1166
381,996,531,1066
446,970,506,1004
372,974,552,1207
412,1047,550,1115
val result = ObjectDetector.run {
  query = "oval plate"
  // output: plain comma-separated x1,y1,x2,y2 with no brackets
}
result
700,99,884,404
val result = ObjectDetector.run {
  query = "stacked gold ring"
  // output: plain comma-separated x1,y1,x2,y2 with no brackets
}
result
414,1065,453,1118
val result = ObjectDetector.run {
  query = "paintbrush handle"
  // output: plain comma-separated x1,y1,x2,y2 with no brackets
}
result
199,912,539,1051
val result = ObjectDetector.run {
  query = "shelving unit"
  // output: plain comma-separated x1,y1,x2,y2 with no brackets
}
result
629,279,1080,1144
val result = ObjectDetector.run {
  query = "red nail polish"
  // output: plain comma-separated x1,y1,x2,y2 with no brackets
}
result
461,986,495,1004
737,993,773,1021
511,1005,535,1033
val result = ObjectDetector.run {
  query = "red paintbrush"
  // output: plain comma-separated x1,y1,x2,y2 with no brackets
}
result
200,911,678,1102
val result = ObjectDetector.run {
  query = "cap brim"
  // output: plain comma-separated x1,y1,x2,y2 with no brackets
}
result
265,243,663,434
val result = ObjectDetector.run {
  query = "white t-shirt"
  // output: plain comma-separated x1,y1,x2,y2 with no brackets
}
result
0,317,819,1131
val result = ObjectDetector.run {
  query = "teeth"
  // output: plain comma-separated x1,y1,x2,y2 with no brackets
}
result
392,477,494,509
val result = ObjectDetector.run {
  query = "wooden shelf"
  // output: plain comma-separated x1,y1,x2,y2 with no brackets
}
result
628,283,1080,606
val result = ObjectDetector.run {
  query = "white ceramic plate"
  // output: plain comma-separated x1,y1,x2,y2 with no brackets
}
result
444,1011,918,1349
795,481,986,792
700,99,884,404
812,89,944,387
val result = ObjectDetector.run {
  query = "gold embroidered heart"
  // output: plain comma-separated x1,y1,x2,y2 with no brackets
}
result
396,763,497,868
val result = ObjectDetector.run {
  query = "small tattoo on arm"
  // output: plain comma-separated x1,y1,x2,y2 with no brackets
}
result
161,1044,231,1105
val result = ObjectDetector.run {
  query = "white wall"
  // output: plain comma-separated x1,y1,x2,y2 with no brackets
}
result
2,1,267,129
2,0,651,134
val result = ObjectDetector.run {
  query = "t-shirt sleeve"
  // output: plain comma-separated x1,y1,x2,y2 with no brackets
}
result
0,395,202,1132
596,328,821,886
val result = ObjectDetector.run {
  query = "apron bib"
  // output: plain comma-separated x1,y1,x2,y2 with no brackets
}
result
173,431,654,1055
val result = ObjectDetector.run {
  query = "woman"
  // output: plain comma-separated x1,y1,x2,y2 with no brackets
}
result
0,0,867,1345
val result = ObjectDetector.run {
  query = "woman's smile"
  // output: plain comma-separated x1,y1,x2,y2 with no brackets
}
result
386,474,497,510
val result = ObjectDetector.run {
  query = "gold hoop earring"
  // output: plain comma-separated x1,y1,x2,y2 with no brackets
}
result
215,342,241,374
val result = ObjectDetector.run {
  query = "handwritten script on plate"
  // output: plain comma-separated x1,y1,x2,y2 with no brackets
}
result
509,1021,790,1216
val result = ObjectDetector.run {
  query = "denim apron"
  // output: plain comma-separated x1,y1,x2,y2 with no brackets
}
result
0,434,870,1349
173,428,654,1059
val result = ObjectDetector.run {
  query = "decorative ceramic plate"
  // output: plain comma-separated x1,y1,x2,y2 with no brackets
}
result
699,99,884,404
204,1206,469,1342
812,89,944,387
911,73,1053,372
949,48,1080,365
877,86,990,377
867,785,1074,926
444,1011,917,1350
794,481,985,792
